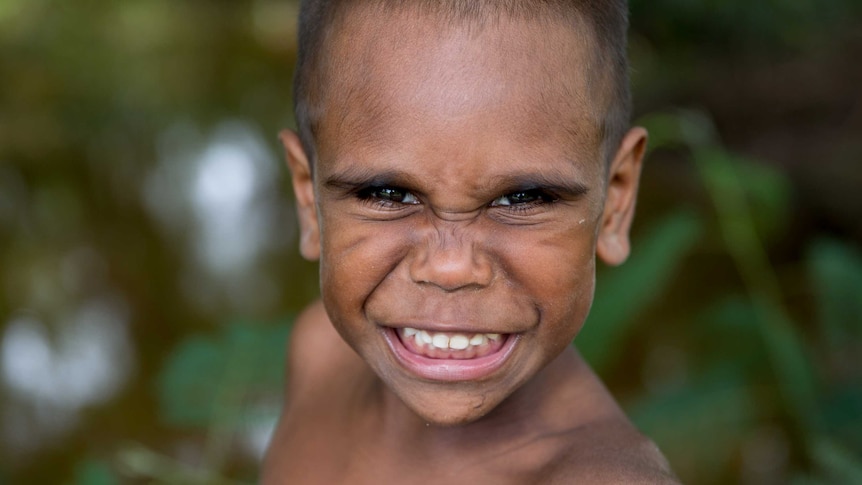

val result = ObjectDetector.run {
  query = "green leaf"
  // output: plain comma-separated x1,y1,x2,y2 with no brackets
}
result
733,159,793,242
753,298,821,430
116,443,247,485
638,111,686,150
694,142,822,435
698,296,768,370
637,109,717,150
579,209,703,373
155,320,291,428
808,238,862,348
72,459,118,485
789,474,832,485
822,386,862,451
810,438,862,484
157,335,227,426
628,363,756,481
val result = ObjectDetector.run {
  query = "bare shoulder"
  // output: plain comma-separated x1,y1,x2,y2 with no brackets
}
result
281,299,366,399
529,350,679,484
261,300,370,483
545,418,680,484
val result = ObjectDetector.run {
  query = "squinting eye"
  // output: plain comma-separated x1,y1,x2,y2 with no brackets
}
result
364,187,420,205
490,189,552,207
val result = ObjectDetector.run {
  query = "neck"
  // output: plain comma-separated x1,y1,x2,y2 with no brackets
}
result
373,346,622,460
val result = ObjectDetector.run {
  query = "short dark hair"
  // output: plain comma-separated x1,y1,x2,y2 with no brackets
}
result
292,0,631,168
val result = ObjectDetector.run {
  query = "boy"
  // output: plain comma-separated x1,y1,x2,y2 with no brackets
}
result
263,0,678,483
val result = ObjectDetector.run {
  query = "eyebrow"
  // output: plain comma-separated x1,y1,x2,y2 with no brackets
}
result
487,172,590,200
323,167,421,193
322,165,590,200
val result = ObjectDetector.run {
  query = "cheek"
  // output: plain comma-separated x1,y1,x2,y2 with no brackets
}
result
497,228,597,333
500,226,596,291
318,214,410,313
543,257,595,343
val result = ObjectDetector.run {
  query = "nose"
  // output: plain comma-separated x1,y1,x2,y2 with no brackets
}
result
409,229,493,292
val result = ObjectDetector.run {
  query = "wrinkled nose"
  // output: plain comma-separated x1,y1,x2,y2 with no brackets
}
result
409,232,493,292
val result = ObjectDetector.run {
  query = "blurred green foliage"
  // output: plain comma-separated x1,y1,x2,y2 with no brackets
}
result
72,458,118,485
157,321,290,428
105,320,290,484
584,110,862,483
578,209,704,372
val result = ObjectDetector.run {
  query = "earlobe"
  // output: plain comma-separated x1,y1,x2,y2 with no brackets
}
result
280,129,321,261
596,127,647,266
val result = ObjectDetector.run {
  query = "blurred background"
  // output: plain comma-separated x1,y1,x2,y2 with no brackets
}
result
1,0,860,483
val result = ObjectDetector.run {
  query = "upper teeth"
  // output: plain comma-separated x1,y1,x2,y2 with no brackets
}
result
401,327,502,350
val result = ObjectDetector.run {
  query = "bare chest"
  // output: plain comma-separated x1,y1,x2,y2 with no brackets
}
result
265,405,553,485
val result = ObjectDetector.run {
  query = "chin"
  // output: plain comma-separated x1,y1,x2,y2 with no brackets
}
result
394,384,505,427
412,404,493,427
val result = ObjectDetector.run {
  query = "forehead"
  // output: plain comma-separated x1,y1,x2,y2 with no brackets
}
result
314,5,604,175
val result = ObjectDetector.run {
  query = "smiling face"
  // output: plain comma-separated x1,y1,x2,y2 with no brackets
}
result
283,7,646,425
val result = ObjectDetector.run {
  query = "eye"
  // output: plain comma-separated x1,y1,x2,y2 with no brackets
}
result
357,186,420,205
490,189,555,207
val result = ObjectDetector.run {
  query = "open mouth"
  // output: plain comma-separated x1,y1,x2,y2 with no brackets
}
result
385,326,518,381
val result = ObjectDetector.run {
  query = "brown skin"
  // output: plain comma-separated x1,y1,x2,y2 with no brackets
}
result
263,8,678,484
263,302,676,484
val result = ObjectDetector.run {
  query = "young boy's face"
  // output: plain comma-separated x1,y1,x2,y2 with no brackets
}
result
284,8,645,425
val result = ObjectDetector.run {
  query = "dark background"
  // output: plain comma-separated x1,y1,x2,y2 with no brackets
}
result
1,1,860,483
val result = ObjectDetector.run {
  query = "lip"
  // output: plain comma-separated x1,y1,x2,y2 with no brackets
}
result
382,326,519,382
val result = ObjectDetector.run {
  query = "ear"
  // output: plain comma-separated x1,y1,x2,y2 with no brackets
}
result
596,127,647,266
280,129,321,261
